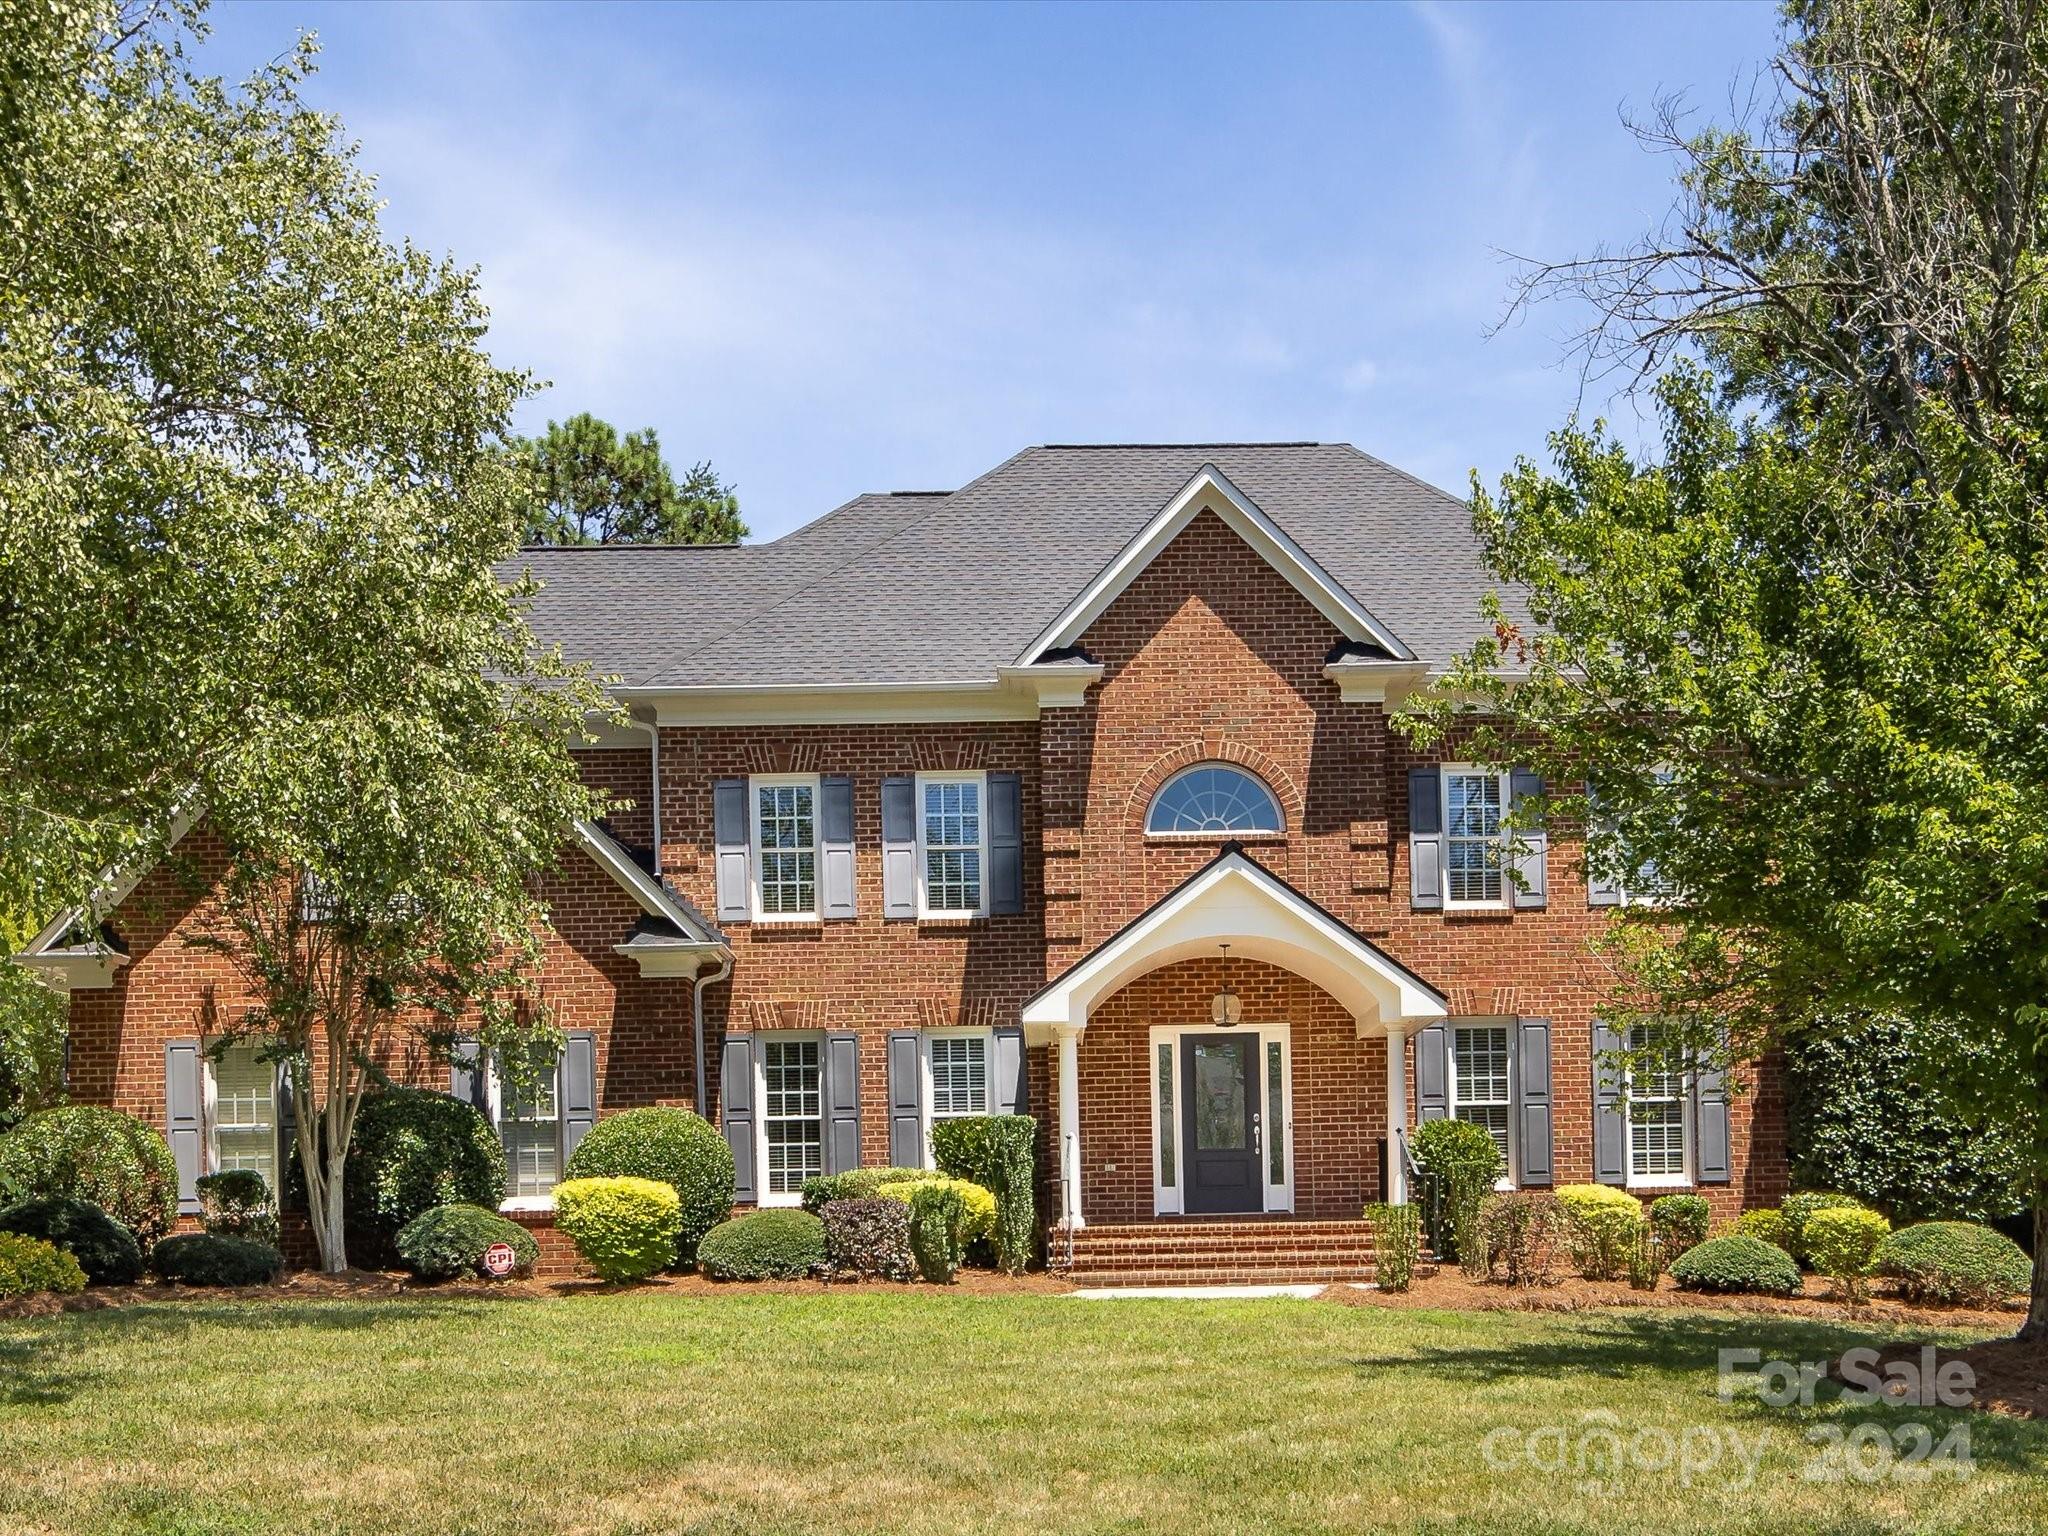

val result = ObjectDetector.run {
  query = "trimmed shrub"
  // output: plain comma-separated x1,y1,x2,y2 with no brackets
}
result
1475,1191,1565,1287
908,1183,965,1284
562,1107,734,1265
196,1170,278,1246
1876,1221,2034,1307
1806,1207,1892,1300
931,1114,1037,1274
1627,1225,1664,1291
555,1176,682,1283
395,1203,540,1281
872,1177,996,1249
698,1209,827,1281
0,1196,143,1285
1363,1201,1421,1293
0,1106,179,1246
1411,1118,1503,1268
1670,1234,1802,1296
1555,1184,1646,1281
1648,1194,1711,1259
150,1233,285,1287
821,1198,913,1281
800,1166,932,1213
1734,1208,1794,1254
0,1231,88,1298
342,1090,505,1268
1782,1192,1869,1267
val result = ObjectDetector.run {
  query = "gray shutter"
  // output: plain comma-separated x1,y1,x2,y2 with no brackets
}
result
881,776,916,919
1516,1018,1554,1186
450,1038,486,1113
823,1031,862,1174
1694,1036,1731,1185
1592,1019,1628,1185
887,1029,924,1166
1413,1023,1449,1122
274,1061,297,1204
1510,768,1548,910
1586,785,1623,906
714,777,750,923
561,1031,597,1169
988,772,1023,916
992,1026,1028,1114
165,1039,203,1214
820,774,856,919
722,1034,758,1203
1408,767,1443,910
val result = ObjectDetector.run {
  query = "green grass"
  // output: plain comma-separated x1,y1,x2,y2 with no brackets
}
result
1,1290,2040,1534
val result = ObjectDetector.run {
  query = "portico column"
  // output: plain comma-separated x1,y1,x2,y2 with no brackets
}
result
1055,1020,1084,1229
1385,1026,1409,1205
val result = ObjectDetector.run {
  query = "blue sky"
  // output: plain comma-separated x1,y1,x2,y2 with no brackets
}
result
205,0,1782,540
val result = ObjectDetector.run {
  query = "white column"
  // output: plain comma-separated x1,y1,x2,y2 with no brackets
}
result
1056,1021,1084,1229
1385,1026,1409,1205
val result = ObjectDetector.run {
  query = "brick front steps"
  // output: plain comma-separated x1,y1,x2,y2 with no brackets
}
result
1058,1217,1377,1287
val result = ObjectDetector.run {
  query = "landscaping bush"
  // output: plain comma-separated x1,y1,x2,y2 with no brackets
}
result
1475,1191,1565,1287
931,1114,1037,1274
1805,1207,1892,1300
1669,1234,1802,1296
0,1196,143,1285
1648,1193,1711,1258
1555,1184,1646,1281
908,1183,966,1284
821,1198,913,1281
698,1209,827,1281
1627,1225,1664,1291
196,1170,278,1246
342,1090,505,1268
799,1166,932,1213
561,1106,734,1265
149,1233,285,1287
1363,1201,1422,1293
395,1202,540,1281
1734,1208,1794,1255
0,1105,179,1246
555,1176,682,1283
1875,1221,2034,1307
1410,1118,1502,1268
872,1176,996,1250
0,1231,87,1298
1781,1191,1869,1267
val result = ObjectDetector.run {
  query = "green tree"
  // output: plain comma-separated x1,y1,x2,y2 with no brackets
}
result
1399,0,2048,1337
516,413,745,545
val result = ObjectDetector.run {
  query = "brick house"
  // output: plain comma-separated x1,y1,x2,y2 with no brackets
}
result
19,444,1787,1281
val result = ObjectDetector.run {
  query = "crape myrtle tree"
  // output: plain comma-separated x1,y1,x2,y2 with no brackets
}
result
516,413,746,545
2,1,614,1268
1397,0,2048,1337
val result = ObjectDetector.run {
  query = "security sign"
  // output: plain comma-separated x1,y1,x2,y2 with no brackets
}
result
481,1241,519,1279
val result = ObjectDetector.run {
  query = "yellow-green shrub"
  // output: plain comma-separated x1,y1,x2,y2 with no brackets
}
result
554,1176,683,1282
873,1177,995,1247
1555,1184,1646,1280
1734,1208,1794,1254
1804,1206,1892,1301
0,1231,87,1298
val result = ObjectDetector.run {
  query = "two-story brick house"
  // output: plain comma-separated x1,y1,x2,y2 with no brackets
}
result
20,443,1787,1281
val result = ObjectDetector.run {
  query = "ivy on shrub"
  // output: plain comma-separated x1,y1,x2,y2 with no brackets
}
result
698,1209,827,1281
396,1203,539,1281
1669,1234,1801,1296
555,1176,682,1283
821,1198,913,1281
0,1196,143,1285
0,1106,179,1246
1648,1194,1710,1258
150,1233,285,1287
1782,1192,1870,1268
0,1231,88,1298
196,1170,278,1247
1555,1184,1646,1281
562,1107,734,1264
340,1090,505,1268
931,1114,1037,1274
1876,1221,2033,1307
908,1184,966,1284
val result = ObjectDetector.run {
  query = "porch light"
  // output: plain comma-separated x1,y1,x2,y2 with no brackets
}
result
1211,943,1242,1025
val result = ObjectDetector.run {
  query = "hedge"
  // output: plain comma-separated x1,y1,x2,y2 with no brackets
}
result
395,1203,540,1281
562,1107,734,1264
1670,1234,1802,1296
698,1209,827,1281
150,1233,285,1287
0,1106,179,1246
930,1114,1036,1274
1876,1221,2033,1307
0,1196,143,1285
799,1166,932,1212
555,1176,682,1282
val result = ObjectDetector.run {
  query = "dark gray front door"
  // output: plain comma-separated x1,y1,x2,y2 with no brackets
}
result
1181,1033,1262,1214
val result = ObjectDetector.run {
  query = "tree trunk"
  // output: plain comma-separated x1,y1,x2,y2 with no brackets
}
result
2024,1182,2047,1341
295,1077,350,1274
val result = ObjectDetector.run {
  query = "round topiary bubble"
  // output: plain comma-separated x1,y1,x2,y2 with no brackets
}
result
1669,1233,1803,1296
0,1196,144,1285
395,1203,540,1282
1781,1192,1870,1266
149,1233,285,1287
562,1107,734,1265
0,1231,88,1299
697,1209,826,1281
1876,1220,2033,1307
340,1090,506,1268
554,1176,683,1283
0,1106,179,1247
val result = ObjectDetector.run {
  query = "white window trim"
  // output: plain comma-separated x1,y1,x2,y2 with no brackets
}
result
1440,764,1511,911
914,770,989,919
1606,765,1681,907
204,1044,278,1185
488,1049,565,1207
921,1026,995,1166
1446,1019,1517,1191
755,1030,825,1208
1143,763,1286,840
1623,1028,1693,1189
750,772,821,923
1146,1021,1294,1217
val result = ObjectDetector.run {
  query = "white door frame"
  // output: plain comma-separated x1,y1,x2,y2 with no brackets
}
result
1147,1021,1295,1217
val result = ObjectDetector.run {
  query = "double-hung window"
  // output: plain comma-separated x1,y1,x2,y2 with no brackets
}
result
496,1044,563,1201
923,1029,991,1160
917,772,986,917
759,1036,824,1204
210,1043,278,1187
752,775,819,920
1449,1023,1513,1181
1442,766,1508,908
1627,1023,1689,1185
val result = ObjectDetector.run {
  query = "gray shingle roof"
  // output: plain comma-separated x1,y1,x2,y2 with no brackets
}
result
505,444,1515,687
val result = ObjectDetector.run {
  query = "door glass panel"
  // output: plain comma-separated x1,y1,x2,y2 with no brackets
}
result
1191,1040,1247,1151
1156,1043,1176,1187
1266,1041,1285,1184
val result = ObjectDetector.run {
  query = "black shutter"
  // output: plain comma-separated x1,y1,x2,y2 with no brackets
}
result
561,1031,597,1169
1414,1023,1449,1121
714,777,750,922
881,777,916,918
887,1030,924,1166
722,1034,758,1203
1408,767,1443,910
450,1038,487,1113
1515,1018,1553,1186
823,1032,862,1174
820,775,856,920
1510,768,1547,910
1592,1019,1628,1185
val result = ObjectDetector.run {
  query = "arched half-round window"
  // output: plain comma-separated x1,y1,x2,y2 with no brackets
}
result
1145,765,1284,836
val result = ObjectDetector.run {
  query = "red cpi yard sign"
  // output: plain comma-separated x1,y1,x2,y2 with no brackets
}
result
481,1241,519,1279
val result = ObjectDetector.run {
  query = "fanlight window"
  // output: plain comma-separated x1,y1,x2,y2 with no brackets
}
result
1145,765,1284,836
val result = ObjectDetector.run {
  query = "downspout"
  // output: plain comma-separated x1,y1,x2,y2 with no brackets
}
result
690,954,731,1119
625,715,663,874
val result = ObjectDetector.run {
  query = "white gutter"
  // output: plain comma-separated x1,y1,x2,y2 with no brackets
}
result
691,954,731,1117
625,714,663,875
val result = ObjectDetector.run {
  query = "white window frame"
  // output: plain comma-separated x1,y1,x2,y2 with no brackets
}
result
921,1026,994,1165
1624,1023,1692,1189
914,770,988,918
1441,764,1510,910
489,1047,564,1211
1143,763,1286,839
1447,1019,1516,1190
1146,1022,1294,1217
750,773,821,922
1615,765,1680,907
755,1031,825,1207
205,1043,278,1187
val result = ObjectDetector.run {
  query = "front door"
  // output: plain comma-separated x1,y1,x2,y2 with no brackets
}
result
1180,1033,1263,1213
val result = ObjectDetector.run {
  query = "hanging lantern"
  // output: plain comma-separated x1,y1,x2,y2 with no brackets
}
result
1211,942,1242,1025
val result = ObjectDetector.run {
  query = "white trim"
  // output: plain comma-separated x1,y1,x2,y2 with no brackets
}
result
1016,465,1414,665
755,1030,825,1207
921,1025,996,1165
1143,763,1285,839
914,770,990,918
633,680,1041,727
491,1045,566,1201
1323,658,1431,705
1440,764,1512,912
571,820,720,940
16,804,197,989
498,1195,555,1214
1147,1021,1294,1216
1623,1022,1694,1189
748,773,821,923
1447,1019,1517,1191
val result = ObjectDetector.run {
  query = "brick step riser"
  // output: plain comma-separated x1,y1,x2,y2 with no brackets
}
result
1069,1270,1374,1286
1068,1257,1374,1274
1068,1241,1376,1256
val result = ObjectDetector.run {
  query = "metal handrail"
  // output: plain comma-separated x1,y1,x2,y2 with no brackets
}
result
1055,1133,1077,1273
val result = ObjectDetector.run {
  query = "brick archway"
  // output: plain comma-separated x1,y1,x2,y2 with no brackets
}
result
1122,739,1304,838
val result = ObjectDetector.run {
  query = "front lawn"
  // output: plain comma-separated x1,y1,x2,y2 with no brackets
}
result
2,1290,2041,1534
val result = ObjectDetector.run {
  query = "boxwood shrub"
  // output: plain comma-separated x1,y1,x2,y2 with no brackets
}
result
341,1090,505,1268
698,1209,826,1281
1670,1233,1802,1296
931,1114,1037,1274
0,1106,179,1246
0,1231,88,1298
1804,1207,1892,1300
1648,1194,1711,1258
1875,1221,2033,1307
0,1196,143,1285
1555,1184,1646,1281
799,1166,931,1213
150,1233,285,1287
561,1107,734,1264
1734,1208,1794,1254
196,1170,278,1246
395,1203,540,1281
555,1176,682,1282
821,1198,912,1281
1782,1192,1869,1267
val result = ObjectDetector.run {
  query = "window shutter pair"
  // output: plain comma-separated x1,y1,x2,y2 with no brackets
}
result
719,1031,863,1203
884,1026,1027,1169
1406,766,1547,909
1589,1021,1731,1186
716,775,857,921
1411,1021,1555,1186
881,772,1025,919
